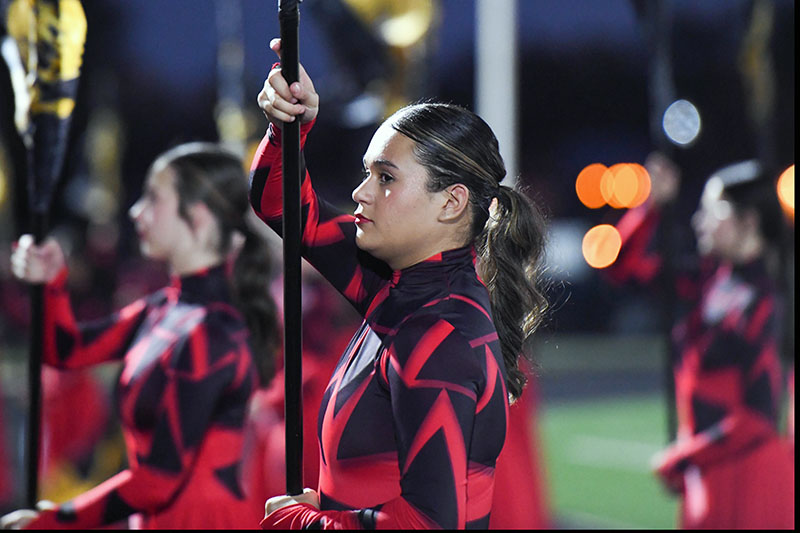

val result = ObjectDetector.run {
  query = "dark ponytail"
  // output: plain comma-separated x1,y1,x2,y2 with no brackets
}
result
230,222,280,385
389,103,549,401
475,185,548,399
154,142,280,385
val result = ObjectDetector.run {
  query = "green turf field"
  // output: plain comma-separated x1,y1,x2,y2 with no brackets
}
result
535,334,679,529
540,394,679,529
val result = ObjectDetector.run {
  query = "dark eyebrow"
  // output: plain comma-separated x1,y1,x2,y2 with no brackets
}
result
363,158,399,170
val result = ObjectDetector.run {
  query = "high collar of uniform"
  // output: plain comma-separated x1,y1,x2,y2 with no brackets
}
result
170,263,231,304
391,246,477,288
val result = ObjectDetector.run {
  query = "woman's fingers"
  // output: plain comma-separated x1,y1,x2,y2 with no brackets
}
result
10,234,34,280
295,64,318,109
34,501,56,512
264,488,320,517
258,85,305,123
16,234,33,252
259,70,305,123
270,37,281,58
260,37,318,124
0,509,38,529
268,65,293,101
9,236,64,283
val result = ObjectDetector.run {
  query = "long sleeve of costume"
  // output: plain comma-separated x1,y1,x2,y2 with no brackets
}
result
604,204,664,287
606,203,705,307
263,311,506,529
27,306,257,529
42,268,149,369
249,121,390,316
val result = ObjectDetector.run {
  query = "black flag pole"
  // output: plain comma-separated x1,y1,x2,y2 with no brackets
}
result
633,0,678,442
278,0,303,497
2,0,87,507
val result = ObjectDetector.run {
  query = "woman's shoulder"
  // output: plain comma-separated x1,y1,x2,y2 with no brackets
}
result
390,300,497,364
167,307,251,374
429,289,496,334
170,301,248,350
195,302,249,344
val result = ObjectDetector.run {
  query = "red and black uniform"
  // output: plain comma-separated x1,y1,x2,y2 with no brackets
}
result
250,122,509,529
25,265,264,530
608,205,794,529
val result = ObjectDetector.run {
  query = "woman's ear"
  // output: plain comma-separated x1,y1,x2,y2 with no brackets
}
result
439,184,470,222
187,202,213,231
187,202,220,249
740,208,762,239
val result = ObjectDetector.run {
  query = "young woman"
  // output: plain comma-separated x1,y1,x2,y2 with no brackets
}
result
250,39,549,529
3,143,278,529
607,153,794,529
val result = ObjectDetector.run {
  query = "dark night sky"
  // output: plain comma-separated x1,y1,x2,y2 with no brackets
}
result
1,0,794,333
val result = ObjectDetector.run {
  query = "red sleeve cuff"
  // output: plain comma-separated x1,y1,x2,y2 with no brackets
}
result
48,267,69,290
268,118,317,146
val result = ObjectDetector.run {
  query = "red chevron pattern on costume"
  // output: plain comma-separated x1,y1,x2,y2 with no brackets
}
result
28,265,263,530
388,320,476,399
403,390,468,528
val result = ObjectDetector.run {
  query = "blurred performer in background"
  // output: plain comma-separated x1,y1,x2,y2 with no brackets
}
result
2,143,279,529
606,153,794,529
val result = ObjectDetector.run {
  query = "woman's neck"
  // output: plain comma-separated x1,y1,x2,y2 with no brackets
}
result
730,233,764,265
169,251,224,277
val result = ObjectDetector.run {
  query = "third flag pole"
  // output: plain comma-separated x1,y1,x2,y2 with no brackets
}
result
2,0,87,506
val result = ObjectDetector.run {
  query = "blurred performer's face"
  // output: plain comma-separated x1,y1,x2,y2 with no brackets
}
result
692,177,742,259
128,165,196,264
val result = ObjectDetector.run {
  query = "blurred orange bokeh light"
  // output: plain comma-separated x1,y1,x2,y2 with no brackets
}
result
777,164,794,220
582,224,622,269
577,162,651,209
576,163,610,209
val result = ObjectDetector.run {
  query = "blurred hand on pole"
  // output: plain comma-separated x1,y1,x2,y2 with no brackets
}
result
645,151,681,207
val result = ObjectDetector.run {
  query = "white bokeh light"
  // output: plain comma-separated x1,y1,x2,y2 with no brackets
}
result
662,99,701,146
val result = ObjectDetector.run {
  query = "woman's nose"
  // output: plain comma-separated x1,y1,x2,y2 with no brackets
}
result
352,178,370,204
691,209,706,231
128,199,144,221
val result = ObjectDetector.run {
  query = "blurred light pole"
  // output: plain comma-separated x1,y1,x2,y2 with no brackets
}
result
475,0,518,187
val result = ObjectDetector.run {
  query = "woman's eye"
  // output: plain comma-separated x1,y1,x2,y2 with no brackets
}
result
359,170,393,184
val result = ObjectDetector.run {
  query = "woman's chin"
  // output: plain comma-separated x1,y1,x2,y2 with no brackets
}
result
138,243,161,260
694,236,712,257
353,233,369,252
353,237,386,263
